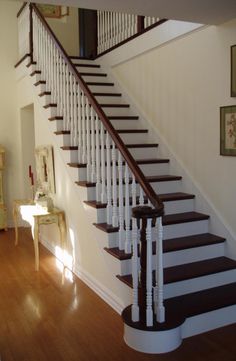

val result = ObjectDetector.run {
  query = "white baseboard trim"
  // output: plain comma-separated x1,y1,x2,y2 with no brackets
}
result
74,265,124,315
40,236,124,315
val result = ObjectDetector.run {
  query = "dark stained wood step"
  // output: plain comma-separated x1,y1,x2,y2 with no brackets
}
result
93,92,122,97
67,162,87,168
77,175,182,189
86,81,114,86
85,192,194,210
55,128,148,135
117,257,236,288
74,63,100,68
104,233,226,261
80,72,107,77
94,211,208,234
48,116,63,121
39,91,51,97
68,157,169,169
30,70,41,76
100,104,130,108
26,61,36,67
44,103,57,109
61,146,78,150
34,80,46,86
54,131,70,135
122,282,236,331
61,143,159,151
108,115,139,120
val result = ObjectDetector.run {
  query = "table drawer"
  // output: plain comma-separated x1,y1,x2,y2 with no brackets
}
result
37,214,58,225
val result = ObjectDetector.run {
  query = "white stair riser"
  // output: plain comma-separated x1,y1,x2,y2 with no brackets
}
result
93,198,195,224
76,66,103,73
81,75,110,83
164,219,208,239
102,107,132,116
30,73,41,83
87,85,116,93
151,180,182,194
164,269,236,299
116,242,225,276
48,119,64,132
39,94,52,106
61,149,78,164
95,96,124,104
71,59,99,65
96,219,209,249
129,147,158,159
68,162,170,182
182,304,236,339
44,106,59,118
119,133,149,144
80,179,182,201
34,83,46,94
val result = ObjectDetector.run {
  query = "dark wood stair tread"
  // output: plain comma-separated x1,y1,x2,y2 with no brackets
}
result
77,174,182,189
34,80,46,86
122,282,236,331
94,211,209,234
61,143,159,151
105,233,225,261
74,63,100,68
86,81,114,86
67,158,169,169
108,115,139,120
44,103,57,109
80,72,107,77
39,91,51,97
85,192,194,209
54,131,70,135
30,70,41,76
93,92,122,97
100,104,130,108
48,116,63,121
117,257,236,288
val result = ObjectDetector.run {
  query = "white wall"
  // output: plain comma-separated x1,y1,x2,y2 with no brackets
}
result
0,1,25,226
112,19,236,238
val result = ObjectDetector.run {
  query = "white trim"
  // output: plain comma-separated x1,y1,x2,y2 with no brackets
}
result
99,20,205,67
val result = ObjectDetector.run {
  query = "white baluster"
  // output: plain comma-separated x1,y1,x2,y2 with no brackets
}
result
100,123,106,203
131,216,139,322
146,218,153,327
124,163,131,253
118,152,124,250
139,184,144,205
90,107,96,182
81,92,86,164
73,77,78,146
70,72,74,143
66,66,70,131
86,98,91,182
112,141,118,227
154,217,165,323
62,61,67,130
77,83,82,163
95,115,101,201
106,133,112,225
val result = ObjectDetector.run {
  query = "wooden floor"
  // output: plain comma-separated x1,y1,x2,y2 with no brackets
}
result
0,228,236,361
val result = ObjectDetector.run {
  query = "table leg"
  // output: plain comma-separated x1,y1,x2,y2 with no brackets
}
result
13,204,19,246
58,212,66,266
32,219,39,271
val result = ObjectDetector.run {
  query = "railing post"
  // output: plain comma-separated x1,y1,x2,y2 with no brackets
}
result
137,16,144,33
29,3,34,63
132,205,165,326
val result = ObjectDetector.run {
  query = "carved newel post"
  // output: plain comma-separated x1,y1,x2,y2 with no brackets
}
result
132,205,165,326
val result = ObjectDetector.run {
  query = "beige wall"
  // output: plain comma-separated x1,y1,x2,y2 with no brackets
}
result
46,7,79,56
0,1,25,224
113,19,236,238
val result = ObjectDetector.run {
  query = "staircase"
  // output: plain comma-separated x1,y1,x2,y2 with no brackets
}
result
17,3,236,354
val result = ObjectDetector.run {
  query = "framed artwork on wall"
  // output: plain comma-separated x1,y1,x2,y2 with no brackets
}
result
231,45,236,97
220,105,236,156
36,4,69,18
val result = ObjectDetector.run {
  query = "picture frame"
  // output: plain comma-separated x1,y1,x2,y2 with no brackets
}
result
220,105,236,156
35,145,56,194
37,4,62,18
231,45,236,97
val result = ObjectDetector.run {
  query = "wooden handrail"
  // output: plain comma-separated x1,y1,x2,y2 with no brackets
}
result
17,2,27,18
31,4,164,215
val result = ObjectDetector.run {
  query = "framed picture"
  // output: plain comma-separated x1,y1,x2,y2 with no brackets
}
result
231,45,236,97
220,105,236,156
37,4,62,18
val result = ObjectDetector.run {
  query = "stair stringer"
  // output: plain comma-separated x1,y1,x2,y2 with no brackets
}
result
16,63,134,315
99,63,236,260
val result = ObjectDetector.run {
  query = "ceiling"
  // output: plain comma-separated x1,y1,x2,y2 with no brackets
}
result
9,0,236,25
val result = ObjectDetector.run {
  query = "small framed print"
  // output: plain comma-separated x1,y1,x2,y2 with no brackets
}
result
37,4,61,18
231,45,236,97
220,105,236,156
